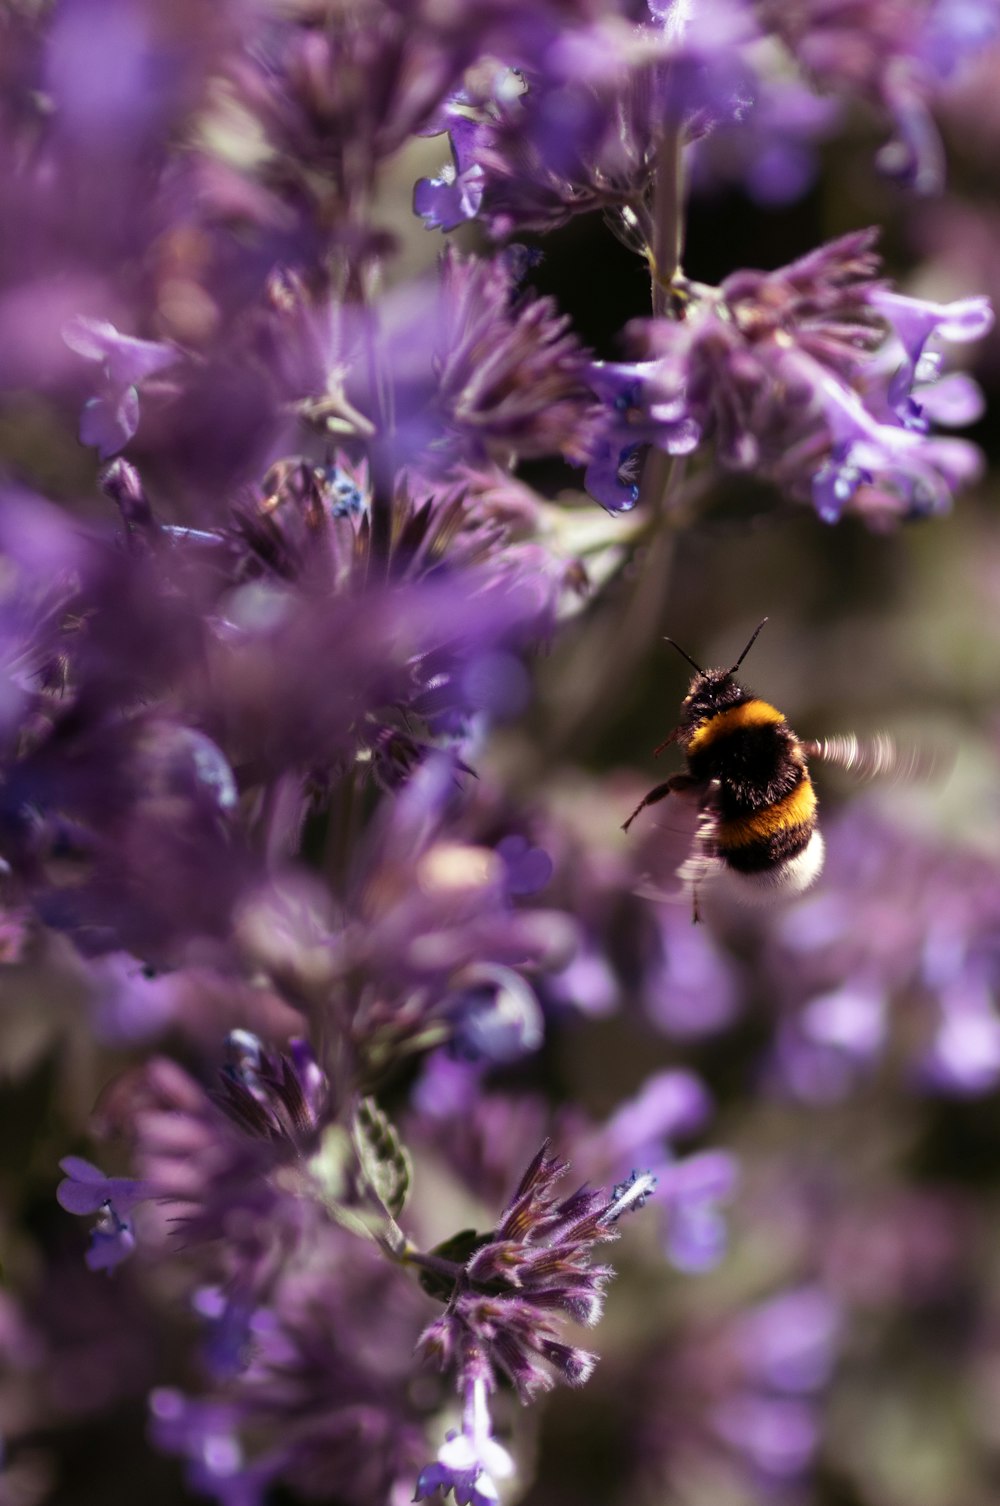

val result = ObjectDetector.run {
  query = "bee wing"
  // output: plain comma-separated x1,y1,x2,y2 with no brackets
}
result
675,783,722,922
631,783,721,922
802,733,953,785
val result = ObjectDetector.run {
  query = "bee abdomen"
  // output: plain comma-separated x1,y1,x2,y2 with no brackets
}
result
716,774,821,898
716,774,816,860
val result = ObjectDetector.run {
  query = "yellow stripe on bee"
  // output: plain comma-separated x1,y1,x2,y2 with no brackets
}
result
717,777,817,850
687,699,786,755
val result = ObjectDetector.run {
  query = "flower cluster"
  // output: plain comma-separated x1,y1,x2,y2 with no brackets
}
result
588,229,993,519
414,1145,655,1502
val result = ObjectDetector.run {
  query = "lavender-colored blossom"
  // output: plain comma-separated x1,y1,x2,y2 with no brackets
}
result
415,1376,514,1506
606,229,991,522
416,1142,654,1403
414,115,487,232
759,0,1000,192
149,1390,278,1506
162,1225,432,1506
583,358,699,513
416,1,756,240
763,808,1000,1100
643,905,743,1037
63,316,178,457
386,248,605,476
596,1073,737,1272
690,73,843,204
56,1156,153,1271
449,965,545,1063
230,756,577,1075
708,1285,842,1482
93,1036,331,1320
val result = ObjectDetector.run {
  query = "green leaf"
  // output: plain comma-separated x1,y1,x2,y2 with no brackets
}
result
352,1097,412,1221
417,1228,491,1301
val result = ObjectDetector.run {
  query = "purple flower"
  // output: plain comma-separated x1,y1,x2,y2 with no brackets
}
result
602,1069,713,1151
449,964,545,1064
712,1392,822,1480
583,359,699,513
656,1150,739,1273
96,1038,330,1312
592,1072,736,1272
732,1286,841,1395
643,907,742,1038
608,230,990,523
760,0,1000,192
920,979,1000,1094
709,1286,842,1482
762,807,1000,1101
430,248,604,471
415,1,756,240
149,1389,278,1506
415,1376,514,1506
63,316,178,458
414,114,486,231
690,74,842,205
56,1156,153,1271
415,1143,655,1402
867,288,994,427
231,755,577,1073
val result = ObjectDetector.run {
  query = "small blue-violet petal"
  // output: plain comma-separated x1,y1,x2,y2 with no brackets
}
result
63,315,178,386
79,387,140,458
584,441,641,514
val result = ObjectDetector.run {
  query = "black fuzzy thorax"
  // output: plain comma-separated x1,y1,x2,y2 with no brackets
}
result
691,722,806,818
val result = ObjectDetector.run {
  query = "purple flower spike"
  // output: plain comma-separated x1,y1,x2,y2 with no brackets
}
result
416,1142,654,1403
64,316,178,457
733,1287,841,1395
56,1156,153,1272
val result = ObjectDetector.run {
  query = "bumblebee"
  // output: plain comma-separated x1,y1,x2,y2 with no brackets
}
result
622,619,936,920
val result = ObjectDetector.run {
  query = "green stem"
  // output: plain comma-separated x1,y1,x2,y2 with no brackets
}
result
649,126,685,316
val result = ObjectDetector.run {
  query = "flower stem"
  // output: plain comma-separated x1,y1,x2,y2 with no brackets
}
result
639,128,686,513
649,126,685,316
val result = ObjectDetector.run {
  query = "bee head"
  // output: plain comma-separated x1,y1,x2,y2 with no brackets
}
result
679,667,747,727
667,619,768,728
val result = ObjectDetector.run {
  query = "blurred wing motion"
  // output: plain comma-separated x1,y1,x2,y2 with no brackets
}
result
675,783,721,923
803,733,954,785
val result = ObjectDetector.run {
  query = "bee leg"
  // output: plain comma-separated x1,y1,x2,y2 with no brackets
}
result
652,727,681,758
621,781,673,832
621,772,696,833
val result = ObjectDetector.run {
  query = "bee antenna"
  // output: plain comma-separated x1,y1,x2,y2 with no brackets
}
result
663,636,703,674
729,617,769,675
